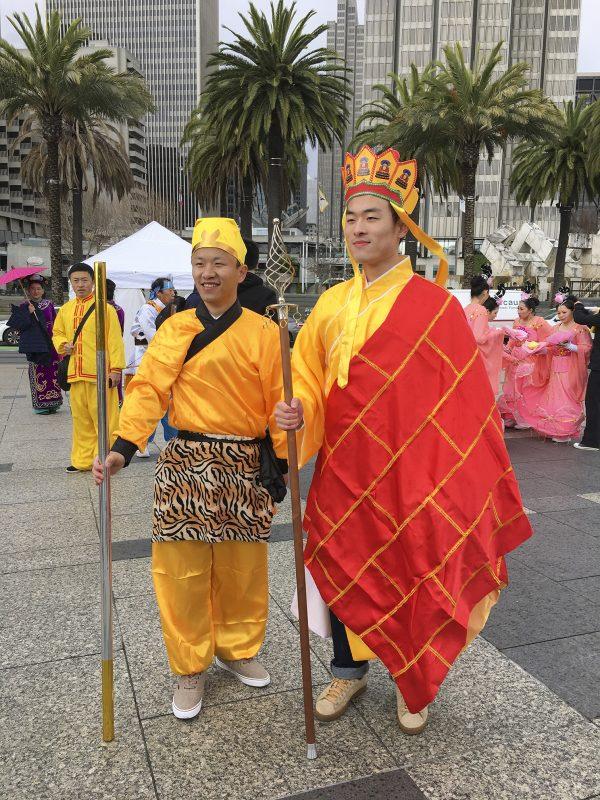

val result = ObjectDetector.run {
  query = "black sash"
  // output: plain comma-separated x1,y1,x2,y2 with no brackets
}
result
184,297,242,363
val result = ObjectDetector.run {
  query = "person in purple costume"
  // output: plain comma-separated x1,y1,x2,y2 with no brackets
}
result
106,279,125,405
9,275,63,415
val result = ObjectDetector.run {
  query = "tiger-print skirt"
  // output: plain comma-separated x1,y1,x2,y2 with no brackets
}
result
152,434,276,543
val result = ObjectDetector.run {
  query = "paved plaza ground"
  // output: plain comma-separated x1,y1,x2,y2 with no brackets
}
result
2,353,600,800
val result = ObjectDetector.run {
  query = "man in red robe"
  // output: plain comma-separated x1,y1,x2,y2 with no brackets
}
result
275,145,532,734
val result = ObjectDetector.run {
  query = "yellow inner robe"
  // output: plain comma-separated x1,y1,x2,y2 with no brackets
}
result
116,308,286,675
291,259,498,661
52,294,124,469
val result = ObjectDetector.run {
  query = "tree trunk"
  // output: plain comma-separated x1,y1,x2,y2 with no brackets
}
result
552,203,573,296
240,173,253,239
462,149,479,282
267,118,284,245
72,160,84,264
404,199,420,270
44,122,64,305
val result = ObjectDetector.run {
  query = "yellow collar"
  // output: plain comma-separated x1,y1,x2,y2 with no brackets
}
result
364,258,412,290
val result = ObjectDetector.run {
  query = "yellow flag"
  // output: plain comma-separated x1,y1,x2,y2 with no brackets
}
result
318,186,329,213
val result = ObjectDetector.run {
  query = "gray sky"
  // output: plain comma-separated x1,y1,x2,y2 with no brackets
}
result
2,0,599,69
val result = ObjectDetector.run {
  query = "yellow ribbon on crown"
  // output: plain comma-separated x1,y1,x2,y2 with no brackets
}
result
337,145,449,388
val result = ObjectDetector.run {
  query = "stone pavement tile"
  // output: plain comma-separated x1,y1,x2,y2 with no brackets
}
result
515,477,579,500
0,466,91,504
112,556,153,598
0,653,155,800
541,507,600,537
111,512,153,543
563,574,600,604
0,562,121,667
143,690,395,800
503,632,600,720
515,517,600,581
269,541,299,622
522,493,600,512
505,438,575,463
354,637,584,769
281,770,427,800
3,507,97,552
481,561,600,649
0,422,72,445
115,592,330,720
92,475,154,516
407,722,600,800
273,494,307,525
0,436,72,470
531,460,600,492
1,542,100,573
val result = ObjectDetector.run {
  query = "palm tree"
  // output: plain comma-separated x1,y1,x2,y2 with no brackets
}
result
183,110,265,238
0,6,153,303
354,65,458,267
366,43,556,279
198,0,349,243
511,99,600,295
18,115,134,262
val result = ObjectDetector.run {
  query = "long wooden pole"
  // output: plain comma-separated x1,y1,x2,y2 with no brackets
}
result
95,261,115,742
275,300,317,760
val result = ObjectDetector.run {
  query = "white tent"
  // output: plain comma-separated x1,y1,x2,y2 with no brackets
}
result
84,221,193,290
84,221,194,370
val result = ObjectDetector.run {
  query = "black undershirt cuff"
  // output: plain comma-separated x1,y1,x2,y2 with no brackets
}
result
111,437,138,467
277,456,289,475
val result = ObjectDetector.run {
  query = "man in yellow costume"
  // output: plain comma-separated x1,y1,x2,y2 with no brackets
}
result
93,218,287,720
276,146,532,734
53,263,124,473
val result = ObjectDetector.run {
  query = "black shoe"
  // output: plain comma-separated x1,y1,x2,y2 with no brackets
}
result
65,465,79,473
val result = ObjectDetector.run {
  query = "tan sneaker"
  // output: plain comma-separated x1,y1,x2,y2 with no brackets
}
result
215,656,271,687
315,676,367,722
396,687,429,735
172,672,206,720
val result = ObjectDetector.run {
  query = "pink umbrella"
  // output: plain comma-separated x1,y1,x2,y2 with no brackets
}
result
0,266,49,286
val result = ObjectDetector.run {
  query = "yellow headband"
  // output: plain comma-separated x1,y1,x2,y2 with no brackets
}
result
191,217,247,264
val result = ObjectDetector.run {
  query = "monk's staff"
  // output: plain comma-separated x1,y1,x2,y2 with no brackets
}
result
265,219,317,760
95,261,115,742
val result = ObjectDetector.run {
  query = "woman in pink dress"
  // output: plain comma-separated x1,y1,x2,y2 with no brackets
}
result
498,293,553,427
519,294,592,442
464,275,505,397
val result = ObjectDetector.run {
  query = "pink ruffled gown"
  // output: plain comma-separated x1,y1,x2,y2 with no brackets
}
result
498,316,552,426
463,301,505,397
518,324,592,440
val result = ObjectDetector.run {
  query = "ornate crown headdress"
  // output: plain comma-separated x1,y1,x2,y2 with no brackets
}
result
343,146,419,214
554,285,570,305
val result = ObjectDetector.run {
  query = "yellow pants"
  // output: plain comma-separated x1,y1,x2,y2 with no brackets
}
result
69,381,120,470
152,540,268,676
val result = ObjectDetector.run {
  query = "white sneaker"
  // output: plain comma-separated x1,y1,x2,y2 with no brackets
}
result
396,687,429,735
514,424,530,430
172,672,205,720
136,447,150,458
574,442,599,451
551,437,569,443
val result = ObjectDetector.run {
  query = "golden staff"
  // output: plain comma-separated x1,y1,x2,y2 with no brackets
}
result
94,261,115,742
265,219,317,760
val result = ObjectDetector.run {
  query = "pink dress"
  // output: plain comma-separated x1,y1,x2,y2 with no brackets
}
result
463,301,505,397
518,324,592,440
498,316,552,425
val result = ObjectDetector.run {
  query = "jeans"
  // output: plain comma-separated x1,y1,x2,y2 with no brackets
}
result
149,412,177,444
329,610,369,680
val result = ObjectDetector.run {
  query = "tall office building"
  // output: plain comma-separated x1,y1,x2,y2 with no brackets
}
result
46,0,219,229
317,0,364,240
361,0,581,245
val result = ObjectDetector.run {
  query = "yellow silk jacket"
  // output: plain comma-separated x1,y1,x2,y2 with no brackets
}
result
292,258,414,466
52,294,125,383
115,308,287,456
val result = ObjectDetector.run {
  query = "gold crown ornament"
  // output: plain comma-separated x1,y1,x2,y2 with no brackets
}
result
336,146,449,389
343,146,419,214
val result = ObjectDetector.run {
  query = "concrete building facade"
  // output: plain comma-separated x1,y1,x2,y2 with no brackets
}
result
46,0,219,230
317,0,364,241
358,0,581,248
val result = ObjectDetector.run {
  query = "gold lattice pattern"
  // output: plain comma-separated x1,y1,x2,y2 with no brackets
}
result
265,218,296,300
